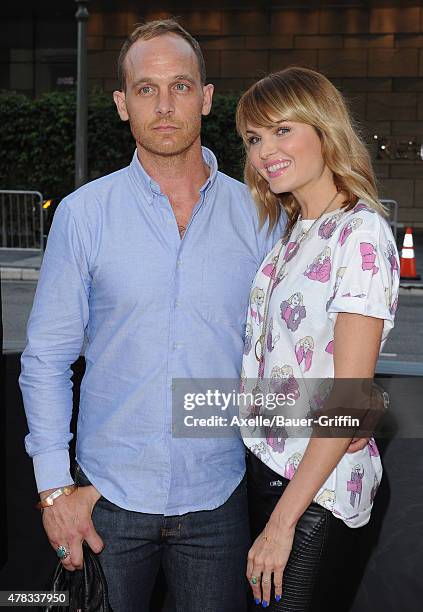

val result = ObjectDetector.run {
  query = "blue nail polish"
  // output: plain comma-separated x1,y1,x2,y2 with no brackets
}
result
262,602,268,608
275,594,281,602
255,598,261,605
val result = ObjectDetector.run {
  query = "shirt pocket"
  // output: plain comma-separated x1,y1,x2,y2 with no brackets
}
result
201,249,258,328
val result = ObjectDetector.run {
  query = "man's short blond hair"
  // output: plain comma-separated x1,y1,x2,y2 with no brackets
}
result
118,19,206,90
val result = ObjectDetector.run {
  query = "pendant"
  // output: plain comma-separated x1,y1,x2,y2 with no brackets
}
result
255,335,264,362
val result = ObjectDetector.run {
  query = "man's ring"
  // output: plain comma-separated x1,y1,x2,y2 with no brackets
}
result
263,577,270,584
56,545,70,560
251,576,258,585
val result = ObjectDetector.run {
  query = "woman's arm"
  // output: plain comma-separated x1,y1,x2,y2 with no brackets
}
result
271,312,383,524
247,313,383,604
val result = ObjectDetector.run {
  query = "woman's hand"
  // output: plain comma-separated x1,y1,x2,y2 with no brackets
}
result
246,518,295,607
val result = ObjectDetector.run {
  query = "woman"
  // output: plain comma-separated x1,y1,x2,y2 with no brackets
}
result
236,67,399,610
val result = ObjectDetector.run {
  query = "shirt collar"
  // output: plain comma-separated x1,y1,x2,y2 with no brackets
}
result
128,146,219,204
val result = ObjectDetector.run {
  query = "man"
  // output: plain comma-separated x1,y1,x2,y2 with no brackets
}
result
20,19,367,611
20,20,279,612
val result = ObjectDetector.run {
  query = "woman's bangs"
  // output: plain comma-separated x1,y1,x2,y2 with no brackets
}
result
239,79,295,138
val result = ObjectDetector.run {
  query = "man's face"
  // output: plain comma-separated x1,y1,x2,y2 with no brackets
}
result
113,34,213,158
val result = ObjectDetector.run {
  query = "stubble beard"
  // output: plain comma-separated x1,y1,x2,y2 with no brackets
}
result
131,119,202,159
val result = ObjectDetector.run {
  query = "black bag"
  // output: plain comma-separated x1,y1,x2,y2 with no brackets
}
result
43,542,113,612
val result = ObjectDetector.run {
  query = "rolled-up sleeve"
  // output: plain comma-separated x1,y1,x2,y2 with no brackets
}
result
327,229,399,342
19,200,91,492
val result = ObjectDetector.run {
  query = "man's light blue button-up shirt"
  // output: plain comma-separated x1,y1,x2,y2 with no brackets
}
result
20,147,283,515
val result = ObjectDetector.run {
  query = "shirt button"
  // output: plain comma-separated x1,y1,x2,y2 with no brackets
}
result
176,259,182,267
175,300,181,307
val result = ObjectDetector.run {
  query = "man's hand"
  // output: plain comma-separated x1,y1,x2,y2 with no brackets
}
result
40,485,104,571
346,437,370,453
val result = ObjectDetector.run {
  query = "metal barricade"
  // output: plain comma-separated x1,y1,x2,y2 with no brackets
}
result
380,198,399,243
0,190,44,253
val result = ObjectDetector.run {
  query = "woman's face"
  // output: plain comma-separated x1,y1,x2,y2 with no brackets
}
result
246,121,326,196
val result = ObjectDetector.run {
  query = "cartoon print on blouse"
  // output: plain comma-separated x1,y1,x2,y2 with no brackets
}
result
240,366,246,394
258,354,266,380
347,464,364,508
284,452,303,479
353,202,375,215
360,242,379,276
370,475,379,505
295,336,314,373
245,400,262,435
262,255,278,280
338,218,363,246
280,365,300,400
269,365,300,401
312,379,334,413
243,323,253,356
266,317,280,352
384,287,391,309
385,286,398,316
390,297,398,317
385,284,399,316
280,292,306,332
250,287,265,325
340,292,366,298
385,240,399,278
325,340,334,355
265,424,288,454
318,210,345,240
326,267,347,311
368,438,379,457
304,247,332,283
270,269,287,297
250,441,270,464
316,489,336,510
284,240,301,263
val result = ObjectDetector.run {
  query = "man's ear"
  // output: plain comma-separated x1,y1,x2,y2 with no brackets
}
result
201,83,214,117
113,90,129,122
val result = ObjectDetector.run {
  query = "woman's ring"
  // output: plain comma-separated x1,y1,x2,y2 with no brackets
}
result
251,576,258,585
56,545,70,560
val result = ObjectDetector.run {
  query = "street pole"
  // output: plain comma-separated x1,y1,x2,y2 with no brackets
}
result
75,0,90,189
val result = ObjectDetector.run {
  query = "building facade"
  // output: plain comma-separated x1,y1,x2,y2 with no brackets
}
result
1,0,423,222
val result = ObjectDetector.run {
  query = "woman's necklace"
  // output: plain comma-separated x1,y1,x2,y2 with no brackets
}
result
254,190,341,369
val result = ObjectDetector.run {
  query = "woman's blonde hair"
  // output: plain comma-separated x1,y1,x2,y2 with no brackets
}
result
236,67,385,237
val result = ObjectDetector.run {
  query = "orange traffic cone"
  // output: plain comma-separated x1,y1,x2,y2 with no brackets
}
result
400,227,420,280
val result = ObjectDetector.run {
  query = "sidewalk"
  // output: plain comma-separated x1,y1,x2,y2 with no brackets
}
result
0,249,42,280
1,230,423,284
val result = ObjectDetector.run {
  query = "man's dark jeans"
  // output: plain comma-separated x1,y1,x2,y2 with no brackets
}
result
74,464,250,612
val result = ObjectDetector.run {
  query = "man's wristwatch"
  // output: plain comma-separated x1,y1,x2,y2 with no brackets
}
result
36,485,77,510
